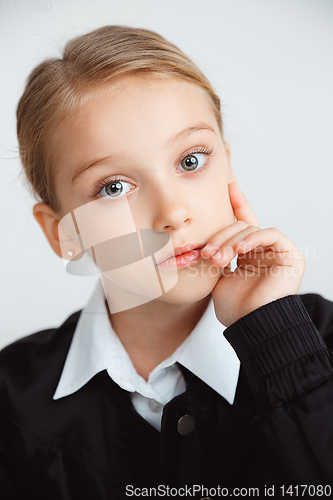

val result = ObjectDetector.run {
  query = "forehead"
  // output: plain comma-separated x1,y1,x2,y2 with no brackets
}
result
87,73,213,108
51,76,219,186
59,75,216,141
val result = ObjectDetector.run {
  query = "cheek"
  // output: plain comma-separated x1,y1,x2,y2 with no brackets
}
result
196,177,235,228
213,189,234,222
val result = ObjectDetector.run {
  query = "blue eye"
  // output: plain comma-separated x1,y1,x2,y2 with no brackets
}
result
179,153,207,172
90,147,213,199
100,180,133,199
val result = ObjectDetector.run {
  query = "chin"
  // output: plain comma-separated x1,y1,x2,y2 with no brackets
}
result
157,271,220,305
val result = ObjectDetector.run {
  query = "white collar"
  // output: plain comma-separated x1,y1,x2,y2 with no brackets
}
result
53,281,240,404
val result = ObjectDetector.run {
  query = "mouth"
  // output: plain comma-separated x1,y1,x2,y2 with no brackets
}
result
156,242,205,269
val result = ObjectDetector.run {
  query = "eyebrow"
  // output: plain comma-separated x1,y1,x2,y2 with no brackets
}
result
71,122,216,185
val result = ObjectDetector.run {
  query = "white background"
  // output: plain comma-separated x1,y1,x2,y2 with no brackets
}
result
1,0,332,349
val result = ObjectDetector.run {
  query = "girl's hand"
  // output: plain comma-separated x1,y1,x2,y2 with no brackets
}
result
201,183,306,327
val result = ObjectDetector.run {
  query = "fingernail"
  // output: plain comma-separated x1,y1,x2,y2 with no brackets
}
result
214,251,222,259
202,243,214,253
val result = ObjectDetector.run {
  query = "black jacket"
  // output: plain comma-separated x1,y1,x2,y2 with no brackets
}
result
1,293,333,499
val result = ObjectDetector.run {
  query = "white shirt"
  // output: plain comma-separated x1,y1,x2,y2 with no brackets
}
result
53,281,240,431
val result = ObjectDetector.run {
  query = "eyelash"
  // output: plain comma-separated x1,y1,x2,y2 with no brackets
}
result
89,146,213,199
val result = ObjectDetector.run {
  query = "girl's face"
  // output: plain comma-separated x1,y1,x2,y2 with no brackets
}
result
52,75,236,304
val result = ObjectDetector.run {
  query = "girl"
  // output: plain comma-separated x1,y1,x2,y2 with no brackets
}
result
1,25,333,499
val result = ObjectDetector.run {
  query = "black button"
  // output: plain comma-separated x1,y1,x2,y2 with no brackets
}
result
177,414,195,436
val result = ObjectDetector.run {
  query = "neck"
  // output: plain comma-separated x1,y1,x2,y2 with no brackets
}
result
106,294,211,381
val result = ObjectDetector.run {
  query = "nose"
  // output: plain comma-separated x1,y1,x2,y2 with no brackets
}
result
151,185,191,233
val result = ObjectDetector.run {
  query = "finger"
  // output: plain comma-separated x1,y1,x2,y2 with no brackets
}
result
229,183,260,228
236,247,302,268
201,221,250,258
210,226,303,271
211,226,261,265
234,227,302,259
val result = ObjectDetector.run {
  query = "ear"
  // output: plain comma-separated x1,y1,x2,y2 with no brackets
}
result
33,203,78,259
224,141,238,185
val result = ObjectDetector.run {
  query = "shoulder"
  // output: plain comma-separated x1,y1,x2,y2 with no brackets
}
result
0,310,82,395
0,309,81,355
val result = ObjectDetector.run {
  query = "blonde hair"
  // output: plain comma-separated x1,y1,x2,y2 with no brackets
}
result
16,25,224,213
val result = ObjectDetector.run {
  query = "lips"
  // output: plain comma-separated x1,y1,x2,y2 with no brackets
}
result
156,242,205,266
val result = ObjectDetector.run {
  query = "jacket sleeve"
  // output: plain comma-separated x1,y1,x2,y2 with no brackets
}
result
223,293,333,486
